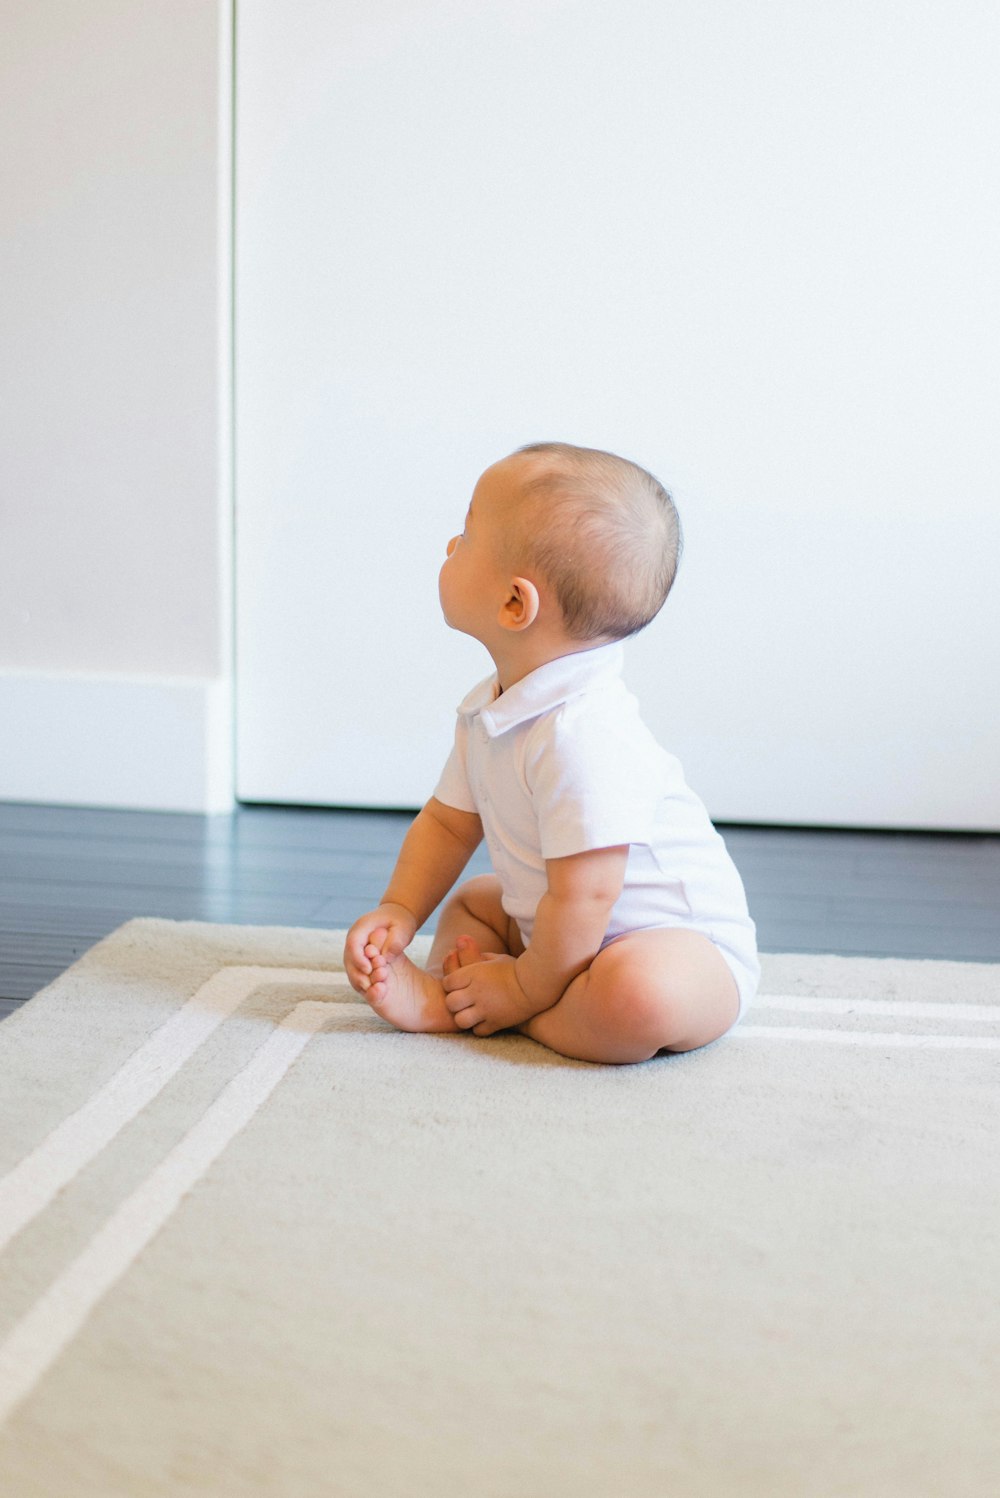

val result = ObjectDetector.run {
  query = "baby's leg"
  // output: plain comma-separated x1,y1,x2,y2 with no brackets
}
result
362,874,518,1034
424,873,524,975
516,928,741,1064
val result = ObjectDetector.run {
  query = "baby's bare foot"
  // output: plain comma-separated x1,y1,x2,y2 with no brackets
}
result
443,934,486,973
362,933,460,1033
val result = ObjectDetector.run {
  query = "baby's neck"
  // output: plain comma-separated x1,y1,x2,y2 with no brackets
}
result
492,634,615,694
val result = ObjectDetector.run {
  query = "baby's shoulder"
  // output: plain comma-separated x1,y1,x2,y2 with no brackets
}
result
557,676,647,739
523,684,666,776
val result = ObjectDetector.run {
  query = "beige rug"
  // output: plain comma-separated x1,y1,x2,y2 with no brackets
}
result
0,918,997,1497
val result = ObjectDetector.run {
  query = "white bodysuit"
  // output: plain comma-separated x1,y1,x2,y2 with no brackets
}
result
432,640,761,1022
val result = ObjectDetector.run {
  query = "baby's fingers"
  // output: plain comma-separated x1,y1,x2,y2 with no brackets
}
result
343,944,369,984
344,961,370,995
382,922,412,958
345,920,378,966
454,1005,483,1031
364,925,390,955
442,980,474,1016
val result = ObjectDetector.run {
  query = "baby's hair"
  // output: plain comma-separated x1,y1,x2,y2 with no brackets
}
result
506,441,683,642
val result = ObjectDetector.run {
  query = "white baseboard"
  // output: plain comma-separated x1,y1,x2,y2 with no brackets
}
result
0,670,234,813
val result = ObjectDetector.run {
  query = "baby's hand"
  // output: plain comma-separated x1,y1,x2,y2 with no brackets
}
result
344,903,417,994
441,939,540,1036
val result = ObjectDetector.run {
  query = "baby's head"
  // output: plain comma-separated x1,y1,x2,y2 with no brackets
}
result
499,441,683,643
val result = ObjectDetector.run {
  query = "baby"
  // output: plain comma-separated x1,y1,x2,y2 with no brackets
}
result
344,441,760,1064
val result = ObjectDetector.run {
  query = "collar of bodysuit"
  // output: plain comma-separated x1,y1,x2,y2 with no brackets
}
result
455,639,625,738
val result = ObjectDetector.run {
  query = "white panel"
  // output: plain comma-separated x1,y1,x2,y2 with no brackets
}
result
0,672,234,814
236,0,1000,828
0,0,232,680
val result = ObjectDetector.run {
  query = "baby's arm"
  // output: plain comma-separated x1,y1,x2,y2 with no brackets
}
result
344,797,483,990
441,844,629,1035
514,845,629,1014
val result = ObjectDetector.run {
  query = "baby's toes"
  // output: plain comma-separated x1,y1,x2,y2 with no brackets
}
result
442,947,461,976
455,935,485,967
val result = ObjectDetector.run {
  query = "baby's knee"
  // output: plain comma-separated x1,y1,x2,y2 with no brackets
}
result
590,944,687,1054
596,930,741,1053
442,873,512,936
445,872,503,915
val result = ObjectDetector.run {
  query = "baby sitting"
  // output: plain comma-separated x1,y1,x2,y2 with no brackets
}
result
344,441,759,1064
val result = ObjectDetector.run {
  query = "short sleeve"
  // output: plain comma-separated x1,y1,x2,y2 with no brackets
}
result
524,700,665,860
431,715,478,813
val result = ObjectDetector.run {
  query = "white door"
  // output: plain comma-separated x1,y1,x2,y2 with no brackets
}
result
235,1,1000,830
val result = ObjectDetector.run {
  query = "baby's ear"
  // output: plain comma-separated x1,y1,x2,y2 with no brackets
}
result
498,576,540,631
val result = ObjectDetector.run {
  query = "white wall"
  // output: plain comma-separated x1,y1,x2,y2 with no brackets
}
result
0,1,234,811
3,1,997,826
235,0,1000,831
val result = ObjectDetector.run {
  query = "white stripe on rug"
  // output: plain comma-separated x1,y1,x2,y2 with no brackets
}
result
738,1026,1000,1049
755,994,1000,1023
0,999,331,1430
0,967,345,1254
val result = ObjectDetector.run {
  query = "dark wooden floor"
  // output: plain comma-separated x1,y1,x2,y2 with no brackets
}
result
2,799,998,1021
